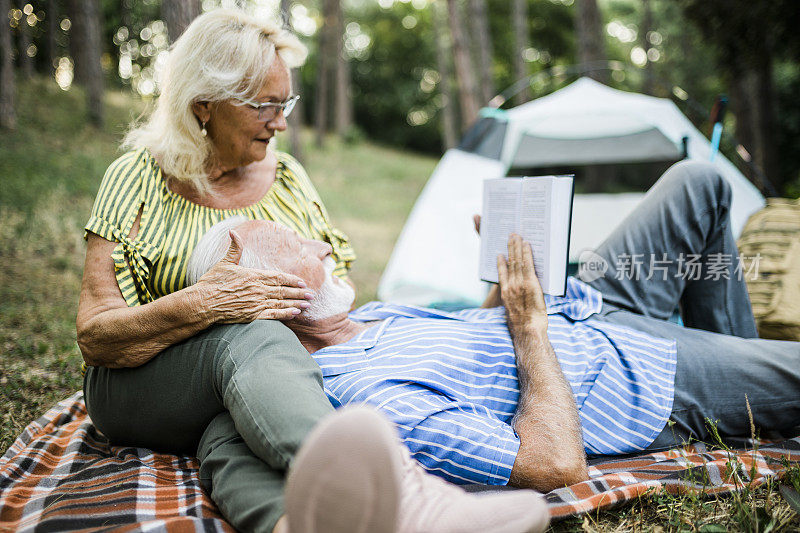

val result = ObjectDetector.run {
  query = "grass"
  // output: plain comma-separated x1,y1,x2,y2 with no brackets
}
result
1,77,798,532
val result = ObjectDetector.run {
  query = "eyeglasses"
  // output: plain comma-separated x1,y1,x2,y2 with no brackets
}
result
232,94,300,122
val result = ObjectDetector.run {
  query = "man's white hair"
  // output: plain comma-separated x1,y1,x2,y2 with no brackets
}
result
187,217,356,320
186,215,274,285
123,8,307,196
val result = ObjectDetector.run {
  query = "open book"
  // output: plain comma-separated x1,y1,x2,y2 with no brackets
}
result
479,175,575,296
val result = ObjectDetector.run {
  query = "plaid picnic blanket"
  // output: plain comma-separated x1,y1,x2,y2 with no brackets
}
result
2,393,799,532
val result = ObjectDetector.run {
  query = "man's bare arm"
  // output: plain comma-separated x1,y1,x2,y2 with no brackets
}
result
498,234,588,492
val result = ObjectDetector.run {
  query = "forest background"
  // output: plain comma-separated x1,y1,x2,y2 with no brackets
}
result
2,0,800,194
2,0,800,531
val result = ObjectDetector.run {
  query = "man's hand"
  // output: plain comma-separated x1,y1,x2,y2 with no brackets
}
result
499,239,587,492
497,234,548,338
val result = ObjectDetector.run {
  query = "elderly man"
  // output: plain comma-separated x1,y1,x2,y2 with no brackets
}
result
189,161,800,493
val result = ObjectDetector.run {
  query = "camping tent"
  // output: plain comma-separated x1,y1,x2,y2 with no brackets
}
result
378,77,766,307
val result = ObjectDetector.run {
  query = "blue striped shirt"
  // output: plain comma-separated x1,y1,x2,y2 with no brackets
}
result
313,277,677,486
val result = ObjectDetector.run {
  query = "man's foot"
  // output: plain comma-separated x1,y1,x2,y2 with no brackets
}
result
285,407,402,533
396,447,550,533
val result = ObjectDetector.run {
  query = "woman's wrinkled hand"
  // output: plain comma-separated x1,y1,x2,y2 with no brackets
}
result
497,234,548,338
194,230,313,323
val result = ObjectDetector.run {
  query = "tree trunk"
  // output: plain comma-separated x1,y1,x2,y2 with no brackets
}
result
280,0,304,163
727,42,779,191
575,0,609,190
751,59,779,191
432,0,458,150
47,0,59,74
575,0,607,83
333,0,352,137
467,0,494,105
640,0,655,94
0,0,16,130
315,0,334,146
511,0,530,105
17,11,34,79
162,0,201,44
66,0,85,84
446,0,480,130
729,71,754,166
68,0,104,126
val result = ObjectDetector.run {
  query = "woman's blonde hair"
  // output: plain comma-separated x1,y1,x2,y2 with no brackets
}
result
123,8,307,195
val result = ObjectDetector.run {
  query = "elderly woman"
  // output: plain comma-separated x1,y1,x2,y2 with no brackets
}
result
76,9,348,531
76,8,547,533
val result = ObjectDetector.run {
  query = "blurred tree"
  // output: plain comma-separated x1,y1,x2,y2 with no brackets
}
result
333,0,352,137
68,0,104,126
432,0,457,150
467,0,493,105
510,0,530,105
446,0,478,130
575,0,607,82
489,0,574,101
314,0,352,143
46,0,59,74
16,4,34,79
67,0,85,84
314,0,334,145
101,0,161,92
681,0,800,192
639,0,654,95
344,1,439,152
119,0,132,29
0,0,16,130
162,0,200,43
280,0,304,162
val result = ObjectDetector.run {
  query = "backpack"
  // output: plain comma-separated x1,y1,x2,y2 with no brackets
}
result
737,198,800,340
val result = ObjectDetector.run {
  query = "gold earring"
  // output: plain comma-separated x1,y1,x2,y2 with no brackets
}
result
201,121,207,137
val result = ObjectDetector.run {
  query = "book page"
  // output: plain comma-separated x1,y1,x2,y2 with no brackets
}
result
479,175,573,295
479,178,521,283
519,179,551,286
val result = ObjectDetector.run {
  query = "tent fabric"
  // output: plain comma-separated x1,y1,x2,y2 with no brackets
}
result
379,150,504,306
497,78,764,232
514,127,682,167
378,78,765,307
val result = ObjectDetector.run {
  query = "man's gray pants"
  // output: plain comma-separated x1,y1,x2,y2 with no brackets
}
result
582,160,800,449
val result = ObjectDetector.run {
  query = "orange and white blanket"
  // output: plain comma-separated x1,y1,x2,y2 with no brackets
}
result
1,393,798,531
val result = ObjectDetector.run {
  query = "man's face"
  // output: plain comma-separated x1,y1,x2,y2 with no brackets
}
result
237,220,355,320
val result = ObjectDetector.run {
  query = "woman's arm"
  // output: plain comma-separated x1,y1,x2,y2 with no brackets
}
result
77,231,312,368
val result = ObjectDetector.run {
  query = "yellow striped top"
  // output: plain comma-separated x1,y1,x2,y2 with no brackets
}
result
84,147,356,307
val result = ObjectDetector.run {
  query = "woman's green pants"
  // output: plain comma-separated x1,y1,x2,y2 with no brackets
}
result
83,320,335,532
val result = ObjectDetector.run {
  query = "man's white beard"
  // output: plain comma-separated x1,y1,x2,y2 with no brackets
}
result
303,257,355,321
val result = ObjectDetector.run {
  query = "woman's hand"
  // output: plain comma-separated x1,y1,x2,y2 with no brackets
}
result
194,230,313,323
497,234,548,338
